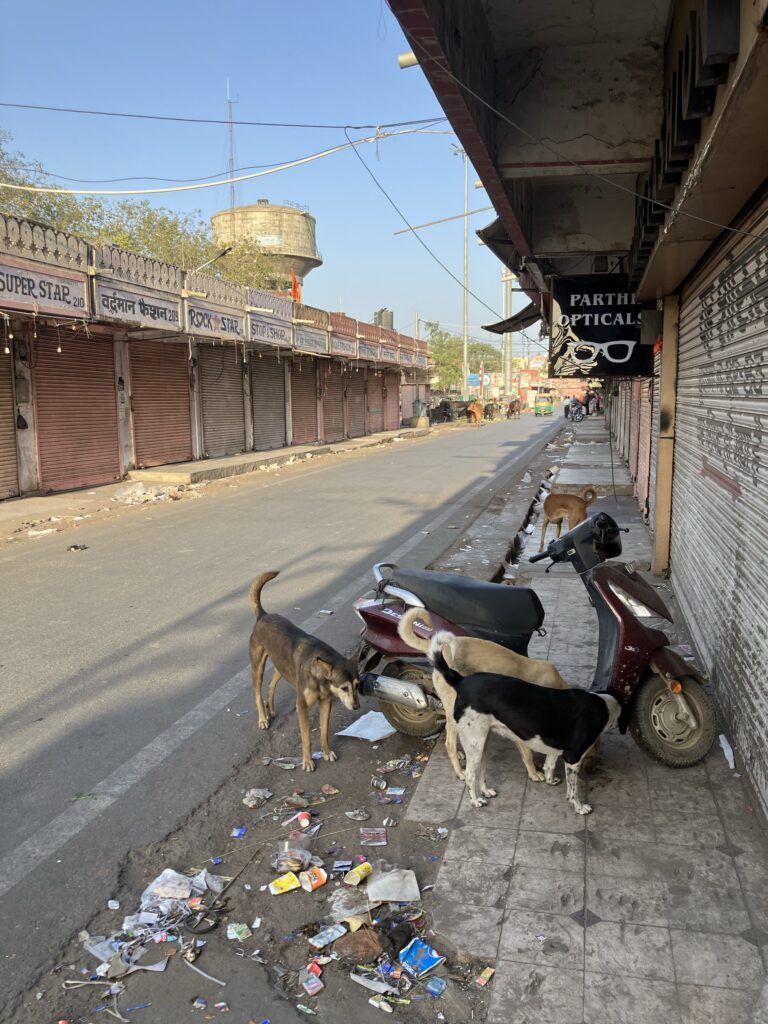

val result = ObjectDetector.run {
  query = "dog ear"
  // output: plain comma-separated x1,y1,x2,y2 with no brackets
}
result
313,657,334,679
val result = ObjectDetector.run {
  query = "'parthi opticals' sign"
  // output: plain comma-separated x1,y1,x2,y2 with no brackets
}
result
96,281,180,330
0,256,88,316
549,275,651,378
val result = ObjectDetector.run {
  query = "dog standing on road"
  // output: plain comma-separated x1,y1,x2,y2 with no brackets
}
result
248,571,359,771
539,484,598,550
428,638,623,815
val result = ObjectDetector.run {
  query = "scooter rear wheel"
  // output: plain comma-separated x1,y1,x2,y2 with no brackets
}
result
378,663,446,737
629,674,715,767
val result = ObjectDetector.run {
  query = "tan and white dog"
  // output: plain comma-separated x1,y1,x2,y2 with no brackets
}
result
397,607,599,781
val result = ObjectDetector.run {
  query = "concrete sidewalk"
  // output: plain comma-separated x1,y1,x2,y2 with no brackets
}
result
406,421,768,1023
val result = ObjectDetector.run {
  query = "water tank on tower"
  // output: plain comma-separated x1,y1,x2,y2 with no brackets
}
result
211,199,322,283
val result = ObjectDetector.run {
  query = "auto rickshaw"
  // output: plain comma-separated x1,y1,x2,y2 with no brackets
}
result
534,395,554,415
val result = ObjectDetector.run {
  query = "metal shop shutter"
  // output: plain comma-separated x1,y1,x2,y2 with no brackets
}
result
670,192,768,803
384,371,400,431
629,380,642,479
250,353,286,451
367,371,384,433
129,341,192,468
635,379,652,517
322,363,344,442
199,344,246,458
0,352,19,498
34,331,121,492
347,370,366,437
290,358,318,445
648,350,661,532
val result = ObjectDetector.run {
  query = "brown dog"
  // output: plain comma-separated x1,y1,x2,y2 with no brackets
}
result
248,571,360,771
539,485,598,550
396,608,602,783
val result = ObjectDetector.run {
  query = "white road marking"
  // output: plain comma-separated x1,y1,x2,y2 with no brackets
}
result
0,426,554,896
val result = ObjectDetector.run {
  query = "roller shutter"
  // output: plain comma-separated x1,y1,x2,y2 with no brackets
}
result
250,353,286,451
648,352,662,531
629,380,641,479
367,371,384,434
322,363,344,442
290,358,318,445
129,341,192,468
347,371,365,437
0,351,19,498
384,371,400,431
635,379,652,517
34,331,121,492
671,192,768,805
199,344,246,458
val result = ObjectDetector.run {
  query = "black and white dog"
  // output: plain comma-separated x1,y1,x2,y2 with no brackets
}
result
429,635,625,815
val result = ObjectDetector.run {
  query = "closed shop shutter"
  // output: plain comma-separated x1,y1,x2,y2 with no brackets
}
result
367,371,384,433
347,371,365,437
250,353,286,451
322,363,344,442
0,352,19,498
635,379,652,516
384,371,400,431
34,331,121,492
671,192,768,804
290,358,318,445
648,351,662,531
629,380,641,479
199,344,246,458
130,341,192,468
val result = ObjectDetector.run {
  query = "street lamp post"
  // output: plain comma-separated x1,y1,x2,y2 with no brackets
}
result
451,145,469,397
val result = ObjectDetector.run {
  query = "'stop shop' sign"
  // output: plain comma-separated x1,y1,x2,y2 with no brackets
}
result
0,256,88,316
549,274,651,378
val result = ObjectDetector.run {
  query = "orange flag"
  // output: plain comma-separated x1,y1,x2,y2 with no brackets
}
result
290,269,302,303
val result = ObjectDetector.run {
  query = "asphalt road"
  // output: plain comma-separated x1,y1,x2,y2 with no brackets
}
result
0,415,558,1009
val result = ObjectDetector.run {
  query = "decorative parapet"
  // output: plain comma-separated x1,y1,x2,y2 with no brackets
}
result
94,243,182,293
185,270,248,309
0,213,88,269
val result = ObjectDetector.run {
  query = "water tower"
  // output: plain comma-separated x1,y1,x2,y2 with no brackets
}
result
211,199,322,283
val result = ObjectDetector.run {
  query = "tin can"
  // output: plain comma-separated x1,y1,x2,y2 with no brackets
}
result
343,861,373,886
296,811,312,829
299,867,327,892
370,776,387,791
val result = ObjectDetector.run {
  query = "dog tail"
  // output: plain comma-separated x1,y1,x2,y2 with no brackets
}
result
582,485,598,507
428,631,464,690
397,606,434,653
249,571,280,618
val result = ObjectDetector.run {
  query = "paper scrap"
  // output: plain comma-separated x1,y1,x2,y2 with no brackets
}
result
336,712,397,742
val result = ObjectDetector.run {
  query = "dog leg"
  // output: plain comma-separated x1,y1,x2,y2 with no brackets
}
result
539,515,549,551
543,752,562,786
296,698,316,772
267,668,282,718
479,739,497,799
318,698,338,763
459,722,490,808
444,718,466,781
516,741,545,782
581,738,600,774
252,651,270,730
565,762,592,815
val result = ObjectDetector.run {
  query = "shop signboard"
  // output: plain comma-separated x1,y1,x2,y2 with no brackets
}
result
186,299,245,339
358,341,380,361
249,311,292,347
0,256,89,316
549,275,651,378
294,325,328,355
330,333,357,357
380,344,399,364
95,280,181,330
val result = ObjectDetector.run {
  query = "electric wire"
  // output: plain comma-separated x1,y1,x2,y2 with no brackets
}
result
392,3,767,244
343,126,547,353
0,100,447,132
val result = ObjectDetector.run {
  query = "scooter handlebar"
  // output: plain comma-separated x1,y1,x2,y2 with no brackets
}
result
528,549,550,563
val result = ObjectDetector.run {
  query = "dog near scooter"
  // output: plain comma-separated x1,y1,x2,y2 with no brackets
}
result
396,607,603,783
248,571,359,771
428,636,624,815
539,485,597,550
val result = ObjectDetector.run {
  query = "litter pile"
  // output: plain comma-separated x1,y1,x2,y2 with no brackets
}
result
112,482,206,505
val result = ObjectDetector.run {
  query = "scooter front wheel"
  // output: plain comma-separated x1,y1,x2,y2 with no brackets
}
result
378,662,445,738
629,674,716,767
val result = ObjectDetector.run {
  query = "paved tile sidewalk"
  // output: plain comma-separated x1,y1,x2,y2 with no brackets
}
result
407,494,768,1023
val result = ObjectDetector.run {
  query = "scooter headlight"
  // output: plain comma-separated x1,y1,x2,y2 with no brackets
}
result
606,581,657,619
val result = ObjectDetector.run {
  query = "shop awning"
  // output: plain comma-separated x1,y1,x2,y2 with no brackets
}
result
482,301,541,335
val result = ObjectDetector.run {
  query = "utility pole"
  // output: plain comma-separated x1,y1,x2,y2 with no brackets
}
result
415,311,420,341
462,150,469,399
501,268,514,395
227,79,236,226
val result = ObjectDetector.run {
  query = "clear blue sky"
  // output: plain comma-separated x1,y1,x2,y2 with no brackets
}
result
0,0,530,347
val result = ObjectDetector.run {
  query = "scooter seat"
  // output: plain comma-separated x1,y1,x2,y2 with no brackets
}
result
385,567,545,643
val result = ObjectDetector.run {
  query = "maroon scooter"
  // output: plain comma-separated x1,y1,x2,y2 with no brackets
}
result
353,512,715,766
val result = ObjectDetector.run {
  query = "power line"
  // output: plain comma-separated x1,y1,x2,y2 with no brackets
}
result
0,128,428,197
343,126,548,353
9,155,321,185
0,99,447,133
393,5,767,244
